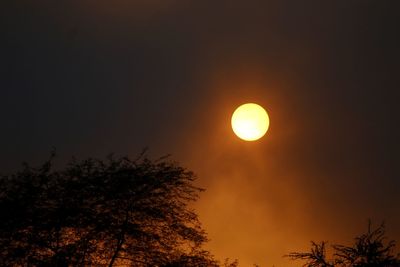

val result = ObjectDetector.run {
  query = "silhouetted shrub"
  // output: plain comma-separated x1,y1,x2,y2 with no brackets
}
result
287,222,400,267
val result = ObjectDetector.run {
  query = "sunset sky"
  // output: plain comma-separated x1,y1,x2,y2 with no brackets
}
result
1,1,400,266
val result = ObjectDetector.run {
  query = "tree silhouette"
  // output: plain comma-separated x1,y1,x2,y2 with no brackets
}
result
287,222,400,267
0,153,219,266
287,241,334,267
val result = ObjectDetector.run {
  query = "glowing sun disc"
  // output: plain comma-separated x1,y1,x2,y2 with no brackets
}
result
231,103,270,141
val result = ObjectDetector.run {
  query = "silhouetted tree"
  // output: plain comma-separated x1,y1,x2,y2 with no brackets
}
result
287,222,400,267
0,153,219,266
333,222,400,267
287,241,334,267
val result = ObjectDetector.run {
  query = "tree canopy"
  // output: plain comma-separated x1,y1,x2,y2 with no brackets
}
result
287,222,400,267
0,153,221,266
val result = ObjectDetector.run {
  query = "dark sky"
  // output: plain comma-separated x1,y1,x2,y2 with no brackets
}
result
1,1,400,266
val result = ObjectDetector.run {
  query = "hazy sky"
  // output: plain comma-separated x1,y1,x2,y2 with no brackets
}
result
1,1,400,266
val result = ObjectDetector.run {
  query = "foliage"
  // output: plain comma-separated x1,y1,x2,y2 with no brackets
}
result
287,241,334,267
0,153,218,266
287,222,400,267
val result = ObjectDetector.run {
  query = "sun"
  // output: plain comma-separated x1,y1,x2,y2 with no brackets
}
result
231,103,270,141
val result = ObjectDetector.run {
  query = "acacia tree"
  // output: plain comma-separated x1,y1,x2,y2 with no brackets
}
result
287,222,400,267
0,153,219,266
